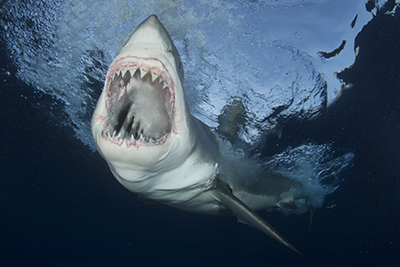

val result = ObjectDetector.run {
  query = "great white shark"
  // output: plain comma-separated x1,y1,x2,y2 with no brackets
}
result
92,15,312,256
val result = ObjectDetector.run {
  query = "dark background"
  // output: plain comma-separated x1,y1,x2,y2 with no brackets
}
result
1,4,399,267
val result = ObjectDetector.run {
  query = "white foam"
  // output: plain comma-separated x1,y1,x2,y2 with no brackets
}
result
217,138,354,214
0,0,378,149
264,143,354,212
1,0,373,214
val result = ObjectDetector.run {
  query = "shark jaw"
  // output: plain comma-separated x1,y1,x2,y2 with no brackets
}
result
101,56,176,148
92,15,304,256
92,15,192,172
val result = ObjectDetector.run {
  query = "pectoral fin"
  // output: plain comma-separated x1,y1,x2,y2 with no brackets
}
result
212,180,303,256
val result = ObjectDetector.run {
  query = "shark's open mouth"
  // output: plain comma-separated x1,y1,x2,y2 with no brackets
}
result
101,56,175,147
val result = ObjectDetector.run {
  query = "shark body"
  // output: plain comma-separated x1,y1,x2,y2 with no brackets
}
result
92,15,310,256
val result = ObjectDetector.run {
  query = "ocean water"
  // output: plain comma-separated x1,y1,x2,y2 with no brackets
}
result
1,0,399,266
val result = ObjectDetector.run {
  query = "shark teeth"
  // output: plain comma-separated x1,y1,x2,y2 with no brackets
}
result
106,60,175,146
114,67,170,90
121,69,128,77
139,69,146,79
104,124,161,145
151,72,158,83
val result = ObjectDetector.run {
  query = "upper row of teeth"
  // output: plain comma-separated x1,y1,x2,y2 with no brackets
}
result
115,69,169,90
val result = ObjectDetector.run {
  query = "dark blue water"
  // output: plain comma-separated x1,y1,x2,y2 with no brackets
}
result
1,4,399,267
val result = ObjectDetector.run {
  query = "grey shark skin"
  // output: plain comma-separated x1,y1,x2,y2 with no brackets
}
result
92,15,306,256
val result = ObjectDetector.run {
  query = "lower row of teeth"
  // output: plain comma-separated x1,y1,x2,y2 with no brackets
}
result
105,130,162,143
